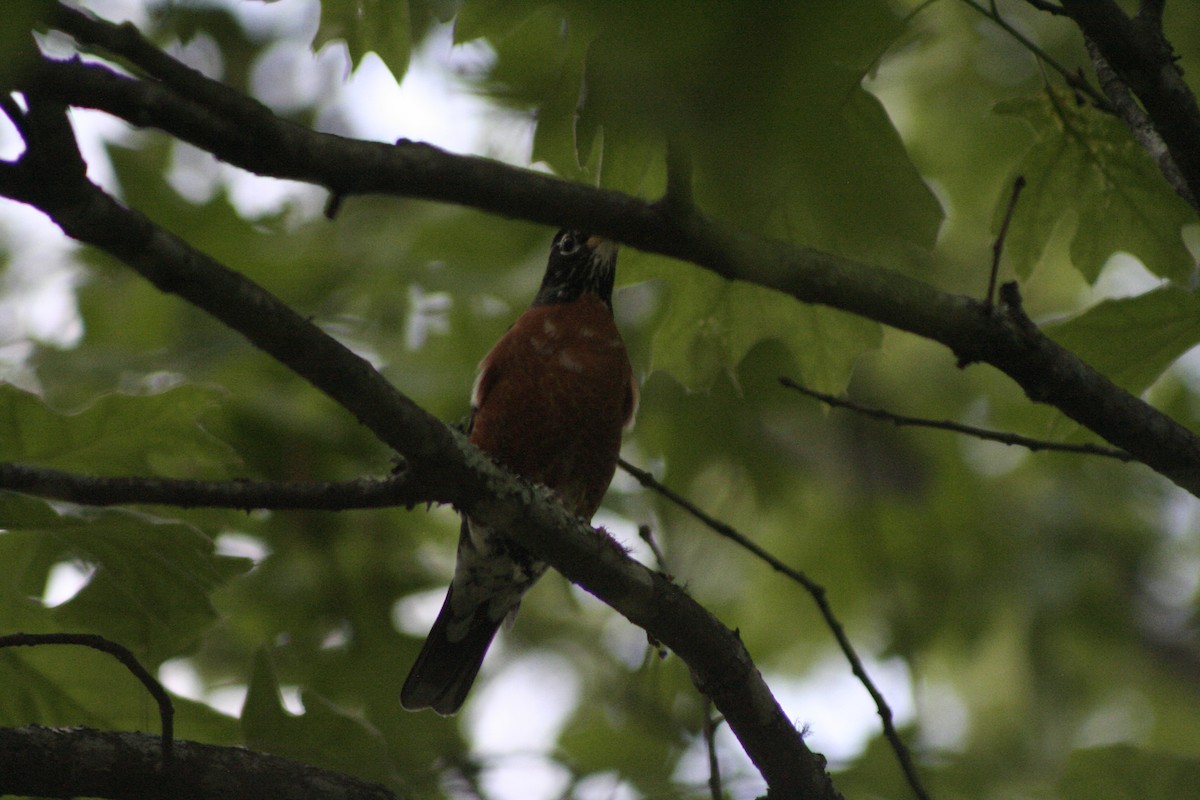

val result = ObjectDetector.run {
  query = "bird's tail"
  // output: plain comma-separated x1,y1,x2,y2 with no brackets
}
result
400,585,502,715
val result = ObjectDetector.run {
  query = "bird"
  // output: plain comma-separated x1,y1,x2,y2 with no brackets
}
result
400,229,638,715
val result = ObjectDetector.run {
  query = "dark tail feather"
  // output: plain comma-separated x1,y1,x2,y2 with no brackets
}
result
400,587,502,715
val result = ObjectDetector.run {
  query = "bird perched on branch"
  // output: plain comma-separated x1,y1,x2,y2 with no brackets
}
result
401,229,638,715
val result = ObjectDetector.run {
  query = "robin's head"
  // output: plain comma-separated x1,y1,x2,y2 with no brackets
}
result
531,229,619,309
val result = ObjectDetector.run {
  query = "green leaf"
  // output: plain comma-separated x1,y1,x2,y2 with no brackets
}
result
456,4,595,179
168,694,243,744
104,139,344,308
243,649,397,785
0,636,157,730
316,0,412,79
0,384,239,478
0,528,54,630
0,493,248,732
0,493,249,663
0,632,240,742
995,90,1195,283
452,0,547,44
0,0,47,87
463,2,942,261
1060,746,1200,800
629,255,880,392
560,704,683,794
589,3,939,260
1045,286,1200,394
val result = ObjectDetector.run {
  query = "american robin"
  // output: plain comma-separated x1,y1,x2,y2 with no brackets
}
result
400,229,638,715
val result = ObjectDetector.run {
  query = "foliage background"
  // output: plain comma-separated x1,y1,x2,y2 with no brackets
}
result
3,0,1200,797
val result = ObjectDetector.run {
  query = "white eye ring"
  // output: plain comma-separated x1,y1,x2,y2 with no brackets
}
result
557,233,582,255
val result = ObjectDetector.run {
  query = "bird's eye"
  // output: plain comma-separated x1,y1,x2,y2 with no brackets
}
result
557,233,582,255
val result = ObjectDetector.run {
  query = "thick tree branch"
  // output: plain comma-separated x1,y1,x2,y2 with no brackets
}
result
17,47,1200,497
0,725,396,800
0,462,420,510
1049,0,1200,210
1084,36,1196,208
0,95,834,800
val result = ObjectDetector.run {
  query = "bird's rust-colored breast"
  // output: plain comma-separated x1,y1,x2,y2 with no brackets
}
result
470,294,636,518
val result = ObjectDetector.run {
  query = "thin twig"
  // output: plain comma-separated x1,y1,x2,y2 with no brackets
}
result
987,175,1026,311
962,0,1113,111
617,458,931,800
636,525,671,660
638,524,669,573
778,377,1135,461
0,633,174,763
323,191,345,220
704,701,725,800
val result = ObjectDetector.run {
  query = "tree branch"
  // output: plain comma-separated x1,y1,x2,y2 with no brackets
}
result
0,725,396,800
0,462,421,510
961,0,1113,112
0,635,174,762
0,91,836,800
619,458,929,800
704,703,725,800
16,9,1200,496
1084,36,1196,208
1049,0,1200,210
987,175,1026,312
778,377,1134,461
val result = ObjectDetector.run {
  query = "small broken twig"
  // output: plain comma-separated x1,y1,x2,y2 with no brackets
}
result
987,175,1026,312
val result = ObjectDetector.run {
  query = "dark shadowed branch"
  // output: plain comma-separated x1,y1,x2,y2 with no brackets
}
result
16,3,1200,497
0,726,396,800
1084,36,1196,208
0,90,836,800
1042,0,1200,211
